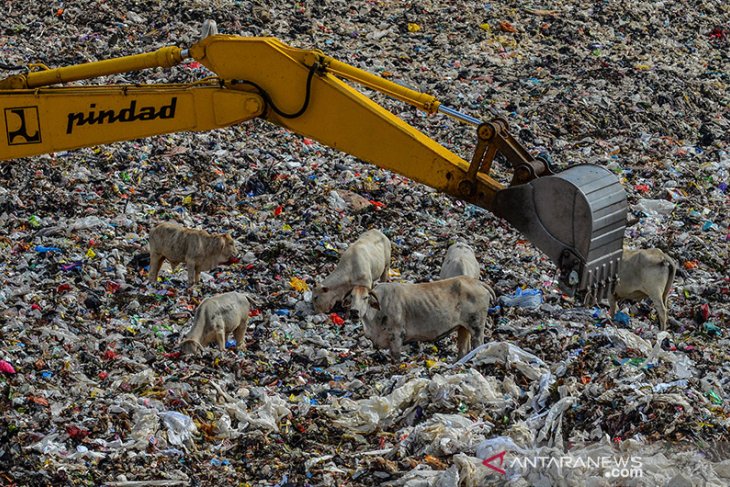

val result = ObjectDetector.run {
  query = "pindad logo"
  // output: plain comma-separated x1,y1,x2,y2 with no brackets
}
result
5,106,41,145
66,97,177,134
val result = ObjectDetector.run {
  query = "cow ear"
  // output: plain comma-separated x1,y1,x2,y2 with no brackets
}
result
368,292,380,310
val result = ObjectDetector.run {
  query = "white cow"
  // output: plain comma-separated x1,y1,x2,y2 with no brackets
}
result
610,248,677,330
312,229,391,315
439,241,480,280
355,277,497,361
180,292,252,354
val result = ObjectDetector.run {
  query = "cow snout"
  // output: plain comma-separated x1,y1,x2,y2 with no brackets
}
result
349,309,361,321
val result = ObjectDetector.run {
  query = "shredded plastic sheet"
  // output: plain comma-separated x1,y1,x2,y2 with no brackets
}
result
396,413,490,457
159,411,198,447
207,383,292,434
385,454,490,487
332,370,507,434
456,341,549,380
636,199,677,218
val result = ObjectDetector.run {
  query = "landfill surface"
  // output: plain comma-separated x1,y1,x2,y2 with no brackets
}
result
1,1,729,486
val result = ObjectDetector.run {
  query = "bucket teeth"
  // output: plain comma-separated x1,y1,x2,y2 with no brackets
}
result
493,164,627,297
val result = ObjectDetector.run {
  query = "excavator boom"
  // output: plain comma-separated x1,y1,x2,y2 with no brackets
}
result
0,35,626,297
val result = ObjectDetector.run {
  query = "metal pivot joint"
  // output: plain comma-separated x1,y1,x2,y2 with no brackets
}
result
459,117,554,197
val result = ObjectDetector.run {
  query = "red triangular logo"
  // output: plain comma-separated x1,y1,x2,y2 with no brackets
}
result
482,450,507,475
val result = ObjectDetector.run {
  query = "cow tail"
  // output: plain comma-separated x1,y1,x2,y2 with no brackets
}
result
662,256,677,303
148,223,158,245
245,293,259,309
480,281,497,303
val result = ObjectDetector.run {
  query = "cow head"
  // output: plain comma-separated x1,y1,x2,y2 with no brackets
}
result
312,284,343,313
346,285,371,321
360,289,393,349
218,233,237,264
180,339,204,356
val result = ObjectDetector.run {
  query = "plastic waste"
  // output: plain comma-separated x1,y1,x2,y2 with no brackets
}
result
396,413,488,457
636,198,676,217
331,370,506,435
0,360,16,374
704,322,722,337
673,354,696,380
327,190,347,211
456,341,548,380
500,287,543,308
706,389,723,405
160,411,198,447
68,215,107,231
34,245,62,253
653,379,689,393
613,310,630,325
1,3,728,485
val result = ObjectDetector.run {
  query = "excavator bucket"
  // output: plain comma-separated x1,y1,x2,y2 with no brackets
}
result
493,164,627,299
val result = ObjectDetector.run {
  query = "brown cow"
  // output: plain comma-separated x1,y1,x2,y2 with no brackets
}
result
148,222,236,286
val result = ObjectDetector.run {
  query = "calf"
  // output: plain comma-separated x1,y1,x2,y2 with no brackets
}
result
312,229,391,314
610,248,677,330
149,222,236,286
355,277,496,361
180,292,252,354
439,241,480,280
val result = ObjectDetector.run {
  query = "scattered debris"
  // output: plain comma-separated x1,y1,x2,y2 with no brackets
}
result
0,1,728,485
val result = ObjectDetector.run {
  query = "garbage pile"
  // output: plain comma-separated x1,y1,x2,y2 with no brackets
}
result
1,1,728,486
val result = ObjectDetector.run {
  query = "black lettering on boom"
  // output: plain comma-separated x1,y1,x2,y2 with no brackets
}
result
66,98,177,134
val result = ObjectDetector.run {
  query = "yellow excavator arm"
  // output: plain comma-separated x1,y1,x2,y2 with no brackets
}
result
0,35,627,298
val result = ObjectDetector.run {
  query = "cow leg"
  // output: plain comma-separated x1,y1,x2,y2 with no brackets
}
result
469,315,486,352
234,319,248,349
213,319,226,351
186,260,197,286
486,316,495,338
647,288,668,330
456,327,471,358
582,291,595,308
608,294,618,318
382,243,392,282
149,253,164,283
663,291,672,330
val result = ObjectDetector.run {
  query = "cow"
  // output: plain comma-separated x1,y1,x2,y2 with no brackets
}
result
312,229,391,315
609,248,677,330
180,292,253,355
354,276,497,361
148,222,236,286
439,241,480,280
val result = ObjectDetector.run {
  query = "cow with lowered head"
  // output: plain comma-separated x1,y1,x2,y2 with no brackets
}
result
610,248,677,330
